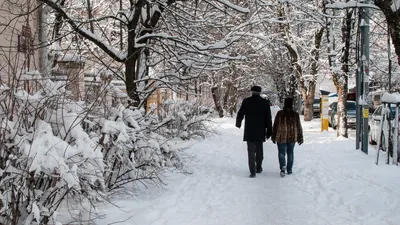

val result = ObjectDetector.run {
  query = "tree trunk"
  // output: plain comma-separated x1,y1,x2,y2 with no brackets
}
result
304,27,324,121
125,54,140,106
228,86,238,117
86,0,94,32
326,7,352,137
194,80,198,95
303,89,315,121
285,43,308,118
223,81,232,110
273,71,291,104
303,73,317,121
37,4,49,77
199,80,202,94
211,86,224,118
336,83,348,137
125,14,141,106
50,0,66,68
138,48,151,109
335,8,352,138
186,83,189,101
288,73,298,98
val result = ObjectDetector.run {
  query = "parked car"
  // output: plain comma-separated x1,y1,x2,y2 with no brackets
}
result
368,90,387,113
300,99,320,117
368,105,396,146
313,98,320,117
328,101,357,129
368,93,400,162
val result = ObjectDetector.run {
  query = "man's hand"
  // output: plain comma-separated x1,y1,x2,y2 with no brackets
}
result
298,140,303,146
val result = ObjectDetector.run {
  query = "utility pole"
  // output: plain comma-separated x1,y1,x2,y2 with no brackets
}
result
356,68,361,149
388,23,392,92
360,0,370,154
356,11,361,150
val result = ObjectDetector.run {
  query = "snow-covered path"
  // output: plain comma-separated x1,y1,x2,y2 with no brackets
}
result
95,118,400,225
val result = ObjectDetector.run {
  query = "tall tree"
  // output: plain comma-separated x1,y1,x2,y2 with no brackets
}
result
275,0,326,121
39,0,250,107
329,7,353,137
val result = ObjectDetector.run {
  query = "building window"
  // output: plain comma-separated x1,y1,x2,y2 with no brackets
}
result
18,25,33,54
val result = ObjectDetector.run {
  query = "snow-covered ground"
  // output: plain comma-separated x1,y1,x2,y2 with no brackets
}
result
63,117,400,225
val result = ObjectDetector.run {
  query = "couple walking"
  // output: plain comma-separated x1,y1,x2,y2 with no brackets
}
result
235,86,304,178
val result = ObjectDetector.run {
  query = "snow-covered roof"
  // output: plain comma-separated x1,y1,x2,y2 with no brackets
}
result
19,70,42,80
328,93,337,97
327,1,380,10
381,92,400,104
58,54,83,62
369,89,387,95
109,83,128,98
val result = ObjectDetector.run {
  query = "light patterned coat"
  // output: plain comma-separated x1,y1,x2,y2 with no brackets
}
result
272,108,303,144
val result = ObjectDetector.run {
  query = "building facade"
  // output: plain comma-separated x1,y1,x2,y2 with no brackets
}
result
0,0,43,91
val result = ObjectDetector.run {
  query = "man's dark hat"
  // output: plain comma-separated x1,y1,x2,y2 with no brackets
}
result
250,85,262,92
284,97,293,108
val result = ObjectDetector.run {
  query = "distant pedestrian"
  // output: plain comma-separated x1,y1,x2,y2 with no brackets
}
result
236,85,273,178
272,97,303,177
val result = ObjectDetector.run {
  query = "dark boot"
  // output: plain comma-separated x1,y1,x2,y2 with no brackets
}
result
280,166,286,177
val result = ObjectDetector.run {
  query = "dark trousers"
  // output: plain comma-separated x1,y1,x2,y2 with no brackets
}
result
277,142,295,172
247,141,263,174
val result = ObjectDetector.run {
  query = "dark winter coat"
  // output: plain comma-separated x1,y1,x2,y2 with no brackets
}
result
236,94,272,142
272,107,303,144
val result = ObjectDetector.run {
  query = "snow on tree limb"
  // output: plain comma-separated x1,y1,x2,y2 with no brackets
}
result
39,0,127,62
326,1,380,10
215,0,250,13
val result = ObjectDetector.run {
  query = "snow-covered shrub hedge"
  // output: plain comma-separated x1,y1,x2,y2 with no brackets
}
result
92,101,183,191
0,80,106,225
156,99,214,140
0,80,194,225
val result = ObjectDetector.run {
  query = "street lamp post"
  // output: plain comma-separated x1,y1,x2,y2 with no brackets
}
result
360,0,371,154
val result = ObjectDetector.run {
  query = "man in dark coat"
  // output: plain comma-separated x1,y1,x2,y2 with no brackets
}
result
236,85,273,178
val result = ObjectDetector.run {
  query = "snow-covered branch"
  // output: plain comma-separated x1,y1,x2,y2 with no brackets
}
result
39,0,127,62
327,1,380,10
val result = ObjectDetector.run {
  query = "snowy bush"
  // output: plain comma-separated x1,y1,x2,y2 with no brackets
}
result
0,80,106,225
156,99,215,140
93,102,184,191
0,79,190,224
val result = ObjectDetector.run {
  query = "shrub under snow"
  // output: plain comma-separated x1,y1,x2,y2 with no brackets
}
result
0,79,211,225
156,99,214,140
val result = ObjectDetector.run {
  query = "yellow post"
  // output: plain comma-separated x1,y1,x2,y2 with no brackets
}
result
321,95,329,132
363,108,369,119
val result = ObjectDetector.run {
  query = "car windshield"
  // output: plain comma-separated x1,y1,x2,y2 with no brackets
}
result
347,102,356,110
375,106,397,119
390,107,397,117
314,99,320,104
